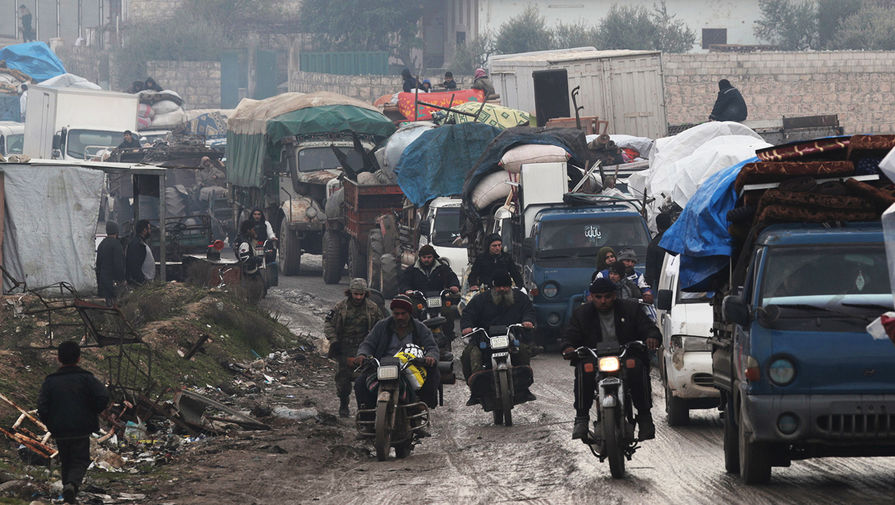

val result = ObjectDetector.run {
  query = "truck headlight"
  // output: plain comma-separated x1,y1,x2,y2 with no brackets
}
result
546,312,561,326
768,357,796,386
542,282,558,298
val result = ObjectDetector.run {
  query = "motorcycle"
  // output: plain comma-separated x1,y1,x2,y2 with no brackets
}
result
407,289,459,406
253,239,278,288
466,323,534,426
352,350,431,461
573,341,648,478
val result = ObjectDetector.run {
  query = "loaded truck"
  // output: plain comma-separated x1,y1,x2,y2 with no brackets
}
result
0,121,24,156
662,135,895,484
226,92,396,277
23,85,138,160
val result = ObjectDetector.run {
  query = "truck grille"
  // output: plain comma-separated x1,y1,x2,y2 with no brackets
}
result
692,373,714,387
816,413,895,438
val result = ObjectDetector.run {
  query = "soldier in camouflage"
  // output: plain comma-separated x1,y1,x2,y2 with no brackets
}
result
324,278,388,417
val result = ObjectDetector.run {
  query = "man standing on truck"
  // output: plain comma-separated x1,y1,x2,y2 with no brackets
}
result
563,278,660,441
468,234,523,291
117,130,141,149
325,278,387,418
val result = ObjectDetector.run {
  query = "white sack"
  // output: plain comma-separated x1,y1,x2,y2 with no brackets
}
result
151,109,188,128
499,144,570,173
382,121,436,173
472,170,511,210
151,100,181,115
2,164,105,293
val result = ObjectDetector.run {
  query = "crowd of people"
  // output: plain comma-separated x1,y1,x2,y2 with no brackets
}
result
400,67,500,100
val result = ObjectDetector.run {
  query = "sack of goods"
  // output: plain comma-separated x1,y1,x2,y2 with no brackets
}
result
498,144,570,173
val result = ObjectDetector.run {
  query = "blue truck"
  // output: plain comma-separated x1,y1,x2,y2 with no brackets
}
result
520,200,651,346
716,222,895,483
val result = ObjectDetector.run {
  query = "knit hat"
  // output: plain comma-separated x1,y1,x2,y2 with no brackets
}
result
474,68,486,79
589,277,616,294
349,278,368,294
390,294,414,313
419,244,438,258
617,248,638,262
492,271,512,287
610,261,628,276
105,221,119,235
485,233,502,246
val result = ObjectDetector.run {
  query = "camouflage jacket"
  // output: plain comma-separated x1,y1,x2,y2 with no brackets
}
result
324,298,387,356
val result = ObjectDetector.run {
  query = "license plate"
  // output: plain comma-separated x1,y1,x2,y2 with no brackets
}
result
427,296,442,308
490,335,509,350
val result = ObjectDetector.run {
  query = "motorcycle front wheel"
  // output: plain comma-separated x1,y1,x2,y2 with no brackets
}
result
603,406,626,478
498,369,513,427
374,400,392,461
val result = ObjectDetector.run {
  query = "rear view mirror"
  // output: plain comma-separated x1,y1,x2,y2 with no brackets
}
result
52,133,62,150
419,219,430,237
656,289,673,311
722,295,751,326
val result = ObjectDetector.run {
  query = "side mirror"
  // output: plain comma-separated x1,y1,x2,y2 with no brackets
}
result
656,289,673,311
419,219,430,237
52,133,62,150
722,295,751,326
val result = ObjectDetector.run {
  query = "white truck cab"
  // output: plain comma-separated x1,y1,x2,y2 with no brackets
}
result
655,252,719,426
420,196,469,281
0,121,24,156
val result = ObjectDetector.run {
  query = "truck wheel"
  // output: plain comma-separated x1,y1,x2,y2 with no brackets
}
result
723,399,739,474
367,230,383,291
278,222,301,276
664,383,689,426
380,253,398,298
738,404,771,484
322,230,343,284
347,236,366,279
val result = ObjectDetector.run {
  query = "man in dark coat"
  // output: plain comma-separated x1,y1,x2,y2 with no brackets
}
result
460,271,537,404
468,234,523,290
562,278,660,441
401,68,420,92
95,221,125,306
644,212,672,290
38,341,110,504
709,79,748,122
125,220,154,286
401,244,460,294
354,295,441,409
117,130,141,149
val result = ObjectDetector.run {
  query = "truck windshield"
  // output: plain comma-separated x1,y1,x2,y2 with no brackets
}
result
67,129,123,159
537,216,649,259
5,134,23,154
431,207,461,247
297,147,364,172
760,245,891,307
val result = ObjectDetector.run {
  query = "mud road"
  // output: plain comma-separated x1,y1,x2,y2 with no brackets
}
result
159,258,895,505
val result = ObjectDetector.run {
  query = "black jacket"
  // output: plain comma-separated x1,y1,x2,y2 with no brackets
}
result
403,76,420,93
400,258,460,293
709,87,748,122
125,235,149,285
96,236,125,298
38,366,109,438
644,231,667,291
468,251,523,288
356,317,439,360
562,299,660,350
460,288,536,330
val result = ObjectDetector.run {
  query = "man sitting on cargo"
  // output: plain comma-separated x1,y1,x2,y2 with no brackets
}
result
117,130,141,150
563,278,660,441
468,234,523,291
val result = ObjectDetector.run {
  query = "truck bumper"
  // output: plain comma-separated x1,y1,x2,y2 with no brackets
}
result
665,351,719,400
741,393,895,448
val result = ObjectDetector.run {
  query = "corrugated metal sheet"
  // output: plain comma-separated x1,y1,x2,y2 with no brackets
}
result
490,49,667,138
299,52,389,76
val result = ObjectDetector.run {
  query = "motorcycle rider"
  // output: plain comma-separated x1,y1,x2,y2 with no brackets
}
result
324,278,388,417
468,233,523,291
249,208,277,242
234,220,265,300
354,295,441,409
562,277,660,441
401,244,460,346
460,271,537,406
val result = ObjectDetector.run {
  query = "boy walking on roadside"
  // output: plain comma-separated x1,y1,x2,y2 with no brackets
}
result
38,341,110,504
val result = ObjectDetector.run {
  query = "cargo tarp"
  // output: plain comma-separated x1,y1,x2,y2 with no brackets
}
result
659,157,757,291
396,123,501,207
435,102,531,130
396,89,484,121
228,92,395,188
2,164,104,293
0,42,65,82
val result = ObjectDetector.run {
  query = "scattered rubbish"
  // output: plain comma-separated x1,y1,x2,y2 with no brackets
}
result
272,406,317,421
173,389,270,432
183,333,212,360
261,444,288,454
0,393,58,462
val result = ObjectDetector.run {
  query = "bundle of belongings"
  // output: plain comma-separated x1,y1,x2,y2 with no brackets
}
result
137,89,186,130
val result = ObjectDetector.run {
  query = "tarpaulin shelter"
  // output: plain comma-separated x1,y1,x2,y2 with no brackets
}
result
0,42,65,82
227,92,396,188
396,123,501,207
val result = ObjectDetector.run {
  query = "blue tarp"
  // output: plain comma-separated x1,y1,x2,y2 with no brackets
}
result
659,157,757,290
396,123,501,207
0,42,65,82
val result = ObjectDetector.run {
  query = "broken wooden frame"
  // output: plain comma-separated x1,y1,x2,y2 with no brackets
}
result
0,393,58,461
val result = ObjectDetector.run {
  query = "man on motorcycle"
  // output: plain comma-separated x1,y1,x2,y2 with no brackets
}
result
401,244,460,343
460,271,537,406
468,234,523,291
354,295,441,409
562,277,660,441
325,278,388,417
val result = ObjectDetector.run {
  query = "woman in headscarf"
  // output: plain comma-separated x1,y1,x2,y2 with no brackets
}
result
591,246,616,282
471,68,497,99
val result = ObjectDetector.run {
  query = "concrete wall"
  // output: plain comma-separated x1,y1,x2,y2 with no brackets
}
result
145,60,221,109
289,71,473,104
664,51,895,134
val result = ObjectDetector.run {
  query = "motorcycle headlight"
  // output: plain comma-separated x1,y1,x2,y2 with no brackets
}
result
768,357,796,386
542,282,559,298
377,365,400,380
598,356,620,373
